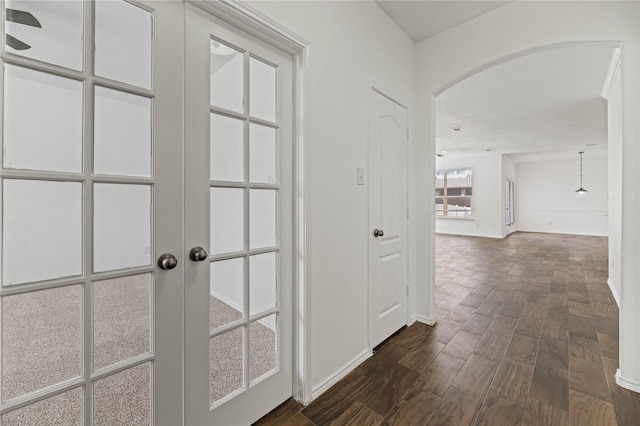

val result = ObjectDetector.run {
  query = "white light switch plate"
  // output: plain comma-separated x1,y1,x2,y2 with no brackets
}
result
357,167,365,185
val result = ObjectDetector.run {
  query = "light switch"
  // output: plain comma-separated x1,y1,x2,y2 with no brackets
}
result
357,167,365,185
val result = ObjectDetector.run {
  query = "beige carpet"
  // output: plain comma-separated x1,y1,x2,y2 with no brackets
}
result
209,297,276,404
1,277,275,424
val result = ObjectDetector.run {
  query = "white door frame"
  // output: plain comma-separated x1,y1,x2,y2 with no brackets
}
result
188,0,312,406
367,84,411,351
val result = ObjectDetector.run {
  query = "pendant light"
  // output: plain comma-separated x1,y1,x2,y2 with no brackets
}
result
575,151,588,197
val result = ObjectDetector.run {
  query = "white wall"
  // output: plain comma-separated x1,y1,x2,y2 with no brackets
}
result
247,0,415,395
435,155,503,238
502,154,517,236
415,0,640,392
516,151,608,236
434,150,609,239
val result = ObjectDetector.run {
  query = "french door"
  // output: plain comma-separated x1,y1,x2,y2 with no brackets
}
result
184,3,293,425
0,1,294,425
0,0,183,424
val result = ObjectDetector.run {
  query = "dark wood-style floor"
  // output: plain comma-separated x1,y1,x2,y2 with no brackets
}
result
255,232,640,425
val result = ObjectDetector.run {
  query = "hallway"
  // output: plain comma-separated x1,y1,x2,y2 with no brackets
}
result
257,232,640,425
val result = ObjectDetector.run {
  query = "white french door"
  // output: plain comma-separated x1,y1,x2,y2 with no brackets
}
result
0,2,294,424
0,1,183,424
184,3,294,425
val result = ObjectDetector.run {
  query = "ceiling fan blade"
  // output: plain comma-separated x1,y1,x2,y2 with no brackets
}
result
6,34,30,50
6,9,42,28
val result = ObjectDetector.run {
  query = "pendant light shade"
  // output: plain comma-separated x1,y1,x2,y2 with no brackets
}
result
575,151,588,197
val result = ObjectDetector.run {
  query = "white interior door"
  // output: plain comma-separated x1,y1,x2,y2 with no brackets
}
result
0,1,183,424
184,4,294,425
369,89,408,349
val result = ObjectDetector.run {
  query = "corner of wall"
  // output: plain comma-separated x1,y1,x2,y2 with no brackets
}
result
615,370,640,394
606,278,621,307
310,349,371,401
413,314,437,326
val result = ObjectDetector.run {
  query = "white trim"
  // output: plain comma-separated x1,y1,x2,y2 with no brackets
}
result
414,315,438,326
190,0,313,406
616,370,640,393
606,279,621,308
601,47,621,100
434,41,622,97
311,350,371,400
371,83,409,109
192,0,309,54
293,40,313,407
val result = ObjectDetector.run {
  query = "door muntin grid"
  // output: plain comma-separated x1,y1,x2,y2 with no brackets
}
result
209,36,281,408
0,1,155,423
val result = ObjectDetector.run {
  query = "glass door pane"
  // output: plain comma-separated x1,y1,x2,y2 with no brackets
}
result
1,388,83,426
2,180,82,285
92,363,151,425
1,285,82,400
210,39,243,113
94,0,152,89
3,65,83,172
249,58,276,122
207,33,286,407
93,274,151,370
4,0,84,70
93,183,152,272
93,86,152,177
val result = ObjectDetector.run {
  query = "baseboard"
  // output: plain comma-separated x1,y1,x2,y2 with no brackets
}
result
607,278,621,308
414,314,438,326
211,291,243,313
211,291,276,331
435,231,503,239
616,369,640,393
311,350,371,401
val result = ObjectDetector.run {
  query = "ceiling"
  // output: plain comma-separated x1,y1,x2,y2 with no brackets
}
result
375,1,614,162
436,46,613,159
375,0,512,42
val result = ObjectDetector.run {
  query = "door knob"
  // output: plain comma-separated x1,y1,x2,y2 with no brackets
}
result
157,253,178,270
189,246,209,262
373,229,384,237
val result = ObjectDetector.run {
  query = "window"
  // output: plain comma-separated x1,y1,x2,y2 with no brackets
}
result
436,169,472,217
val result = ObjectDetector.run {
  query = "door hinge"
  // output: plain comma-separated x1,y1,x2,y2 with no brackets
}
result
406,285,409,296
406,207,409,218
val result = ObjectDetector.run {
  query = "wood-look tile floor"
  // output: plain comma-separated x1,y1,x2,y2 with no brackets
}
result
255,232,640,425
